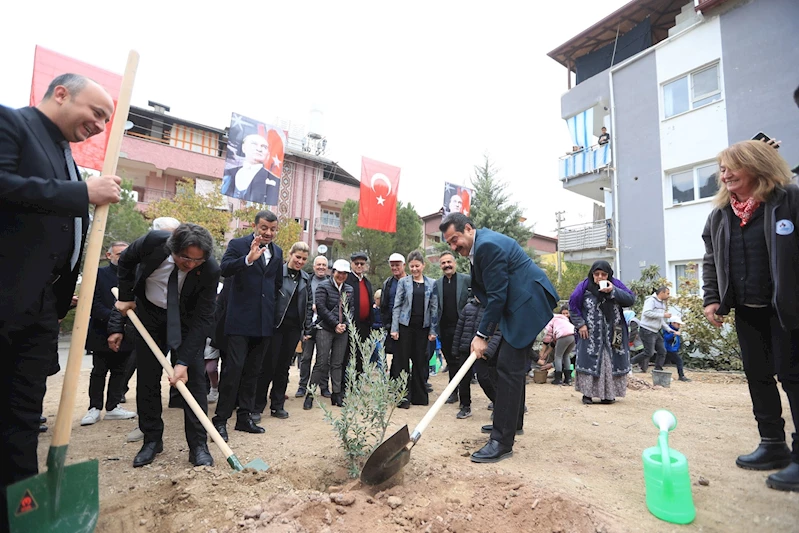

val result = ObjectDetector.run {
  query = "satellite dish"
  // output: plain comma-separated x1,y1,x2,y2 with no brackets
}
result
317,244,328,254
124,120,134,131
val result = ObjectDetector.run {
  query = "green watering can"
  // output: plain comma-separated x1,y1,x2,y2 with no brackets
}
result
642,410,696,525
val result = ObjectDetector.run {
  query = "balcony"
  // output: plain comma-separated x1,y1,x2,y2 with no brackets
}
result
559,143,611,180
121,133,224,181
317,178,358,209
314,218,342,242
559,219,615,266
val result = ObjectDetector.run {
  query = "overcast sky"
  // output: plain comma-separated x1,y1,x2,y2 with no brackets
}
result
1,0,629,236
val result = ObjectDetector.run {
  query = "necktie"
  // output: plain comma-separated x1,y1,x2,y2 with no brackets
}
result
61,142,83,271
167,265,182,351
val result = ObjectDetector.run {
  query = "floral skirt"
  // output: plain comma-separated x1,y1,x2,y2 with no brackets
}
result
575,346,627,400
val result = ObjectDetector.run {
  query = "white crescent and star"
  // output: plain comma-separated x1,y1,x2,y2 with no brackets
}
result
370,173,392,207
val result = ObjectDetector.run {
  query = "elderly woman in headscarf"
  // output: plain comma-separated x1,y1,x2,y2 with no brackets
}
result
568,260,635,405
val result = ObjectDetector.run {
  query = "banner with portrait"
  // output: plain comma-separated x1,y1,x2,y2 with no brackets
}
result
443,182,473,217
223,113,286,205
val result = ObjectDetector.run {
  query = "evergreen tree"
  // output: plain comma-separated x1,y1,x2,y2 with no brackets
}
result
469,156,532,245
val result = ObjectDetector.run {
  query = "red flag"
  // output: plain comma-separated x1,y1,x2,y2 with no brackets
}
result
358,157,400,233
29,46,123,172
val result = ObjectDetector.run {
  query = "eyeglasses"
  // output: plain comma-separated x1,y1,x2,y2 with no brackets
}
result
178,255,206,264
353,261,366,266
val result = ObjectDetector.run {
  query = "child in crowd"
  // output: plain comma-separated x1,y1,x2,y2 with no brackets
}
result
541,305,576,386
663,318,691,382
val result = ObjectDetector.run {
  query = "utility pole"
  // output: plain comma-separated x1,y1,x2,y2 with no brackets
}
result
555,211,565,284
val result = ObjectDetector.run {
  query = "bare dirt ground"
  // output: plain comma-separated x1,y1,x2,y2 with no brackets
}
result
39,352,798,533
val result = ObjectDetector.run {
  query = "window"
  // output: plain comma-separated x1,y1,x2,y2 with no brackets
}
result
670,163,719,205
663,64,721,118
675,263,700,295
303,219,309,232
321,210,340,228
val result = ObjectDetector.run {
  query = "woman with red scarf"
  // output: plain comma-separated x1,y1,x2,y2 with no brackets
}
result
702,140,799,492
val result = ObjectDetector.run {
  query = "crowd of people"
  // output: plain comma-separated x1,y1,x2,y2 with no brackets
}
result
1,74,798,533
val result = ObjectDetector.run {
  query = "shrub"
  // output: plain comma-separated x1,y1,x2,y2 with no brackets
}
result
312,299,407,478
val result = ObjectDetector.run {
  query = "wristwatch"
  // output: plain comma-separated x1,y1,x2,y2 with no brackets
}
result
475,332,489,341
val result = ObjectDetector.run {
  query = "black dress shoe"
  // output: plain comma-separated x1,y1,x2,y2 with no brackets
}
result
736,438,791,470
270,408,289,419
250,412,262,423
189,444,214,467
426,382,434,393
331,393,344,407
235,418,265,434
321,389,332,398
398,399,410,409
39,424,48,433
445,392,458,404
582,396,593,405
39,416,47,424
133,441,163,468
470,439,513,463
214,424,228,443
303,394,314,410
295,388,306,398
481,424,523,435
766,462,799,491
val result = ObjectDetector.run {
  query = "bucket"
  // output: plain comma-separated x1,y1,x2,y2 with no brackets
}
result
652,369,672,388
532,369,548,384
642,433,696,524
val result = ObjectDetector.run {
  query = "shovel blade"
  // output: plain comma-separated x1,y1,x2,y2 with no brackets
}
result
243,458,270,472
7,459,99,533
360,425,411,486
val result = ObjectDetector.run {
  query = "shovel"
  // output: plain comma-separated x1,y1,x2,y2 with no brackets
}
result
361,352,477,485
110,289,268,472
5,51,139,533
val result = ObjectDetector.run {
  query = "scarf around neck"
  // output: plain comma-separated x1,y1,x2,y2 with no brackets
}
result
730,195,761,227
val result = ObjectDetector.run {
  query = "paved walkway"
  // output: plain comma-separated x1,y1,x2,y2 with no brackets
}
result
56,334,94,371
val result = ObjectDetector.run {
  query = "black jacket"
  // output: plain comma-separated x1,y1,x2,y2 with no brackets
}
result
346,272,374,327
0,106,90,321
87,263,133,353
379,276,399,330
275,264,314,334
703,185,799,330
453,298,502,358
315,278,354,333
111,231,221,365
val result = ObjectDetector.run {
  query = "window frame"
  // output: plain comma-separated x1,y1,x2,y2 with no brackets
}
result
668,161,719,206
321,209,341,228
662,62,722,120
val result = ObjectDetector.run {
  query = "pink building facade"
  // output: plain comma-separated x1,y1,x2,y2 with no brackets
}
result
118,103,360,257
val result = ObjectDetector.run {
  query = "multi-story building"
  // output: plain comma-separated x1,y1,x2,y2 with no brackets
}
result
119,102,360,257
548,0,799,288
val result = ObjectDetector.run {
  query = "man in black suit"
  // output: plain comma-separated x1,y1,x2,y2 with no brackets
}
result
0,73,121,526
220,134,279,205
213,210,282,439
344,251,374,391
112,224,221,468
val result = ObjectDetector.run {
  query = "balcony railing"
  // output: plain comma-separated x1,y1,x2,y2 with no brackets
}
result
559,143,611,180
558,219,614,252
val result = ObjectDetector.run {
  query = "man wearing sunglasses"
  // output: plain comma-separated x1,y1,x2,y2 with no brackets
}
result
112,223,220,468
344,252,374,392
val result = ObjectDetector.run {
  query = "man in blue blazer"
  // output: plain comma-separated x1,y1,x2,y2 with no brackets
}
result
441,213,558,463
212,210,282,440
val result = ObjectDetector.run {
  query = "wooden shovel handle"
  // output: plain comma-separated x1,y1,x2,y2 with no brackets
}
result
111,288,236,460
51,51,139,447
410,352,478,443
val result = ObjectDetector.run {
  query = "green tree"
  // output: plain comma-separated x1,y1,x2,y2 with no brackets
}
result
104,179,150,253
230,205,302,252
147,179,231,242
469,156,532,245
339,200,422,282
542,259,589,304
626,264,671,316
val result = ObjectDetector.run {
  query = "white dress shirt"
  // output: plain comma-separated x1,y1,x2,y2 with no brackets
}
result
245,235,272,266
234,163,262,192
145,255,188,309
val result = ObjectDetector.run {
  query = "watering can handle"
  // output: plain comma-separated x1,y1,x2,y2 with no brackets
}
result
410,352,478,443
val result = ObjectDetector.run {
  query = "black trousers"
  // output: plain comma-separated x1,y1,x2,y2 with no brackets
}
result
256,324,302,413
89,350,132,410
342,321,369,394
736,306,799,461
391,324,430,405
214,335,269,425
490,338,528,448
449,350,473,406
439,325,457,381
122,348,137,397
0,285,59,532
135,301,207,448
475,357,498,403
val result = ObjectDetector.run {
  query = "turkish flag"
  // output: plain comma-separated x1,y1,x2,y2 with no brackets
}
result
29,46,123,172
358,156,400,233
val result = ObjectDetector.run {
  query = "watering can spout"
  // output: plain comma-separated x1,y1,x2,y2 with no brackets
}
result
653,409,677,433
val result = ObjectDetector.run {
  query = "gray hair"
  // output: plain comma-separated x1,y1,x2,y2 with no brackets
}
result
42,73,90,100
107,241,129,254
152,217,181,231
